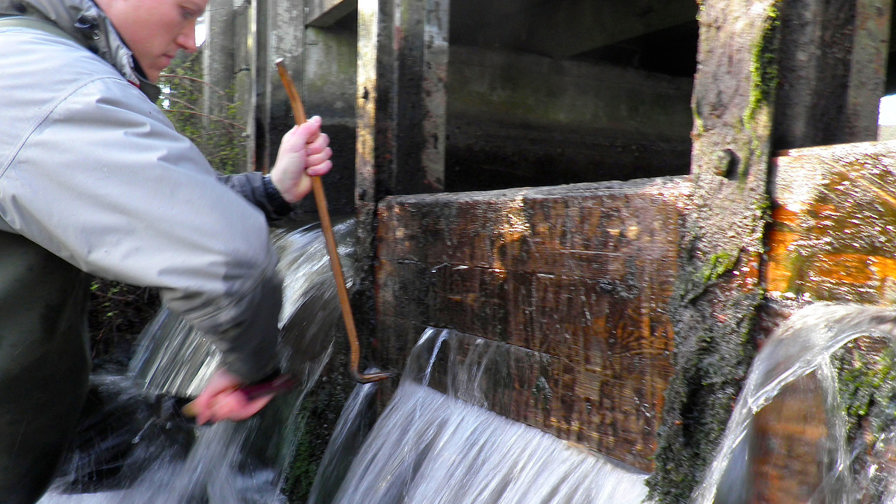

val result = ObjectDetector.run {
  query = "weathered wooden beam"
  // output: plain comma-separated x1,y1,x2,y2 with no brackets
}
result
649,0,784,501
307,0,357,27
375,178,693,472
769,139,896,302
355,0,448,202
356,0,450,367
353,0,386,358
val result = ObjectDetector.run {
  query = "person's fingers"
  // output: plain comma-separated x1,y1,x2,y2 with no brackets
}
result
296,116,322,143
305,160,332,178
306,148,332,168
306,131,330,152
206,390,274,423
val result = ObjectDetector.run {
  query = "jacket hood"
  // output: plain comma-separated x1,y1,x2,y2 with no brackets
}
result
0,0,160,100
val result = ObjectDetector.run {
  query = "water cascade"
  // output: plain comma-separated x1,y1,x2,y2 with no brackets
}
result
693,303,896,504
37,221,355,503
32,216,896,504
313,327,652,504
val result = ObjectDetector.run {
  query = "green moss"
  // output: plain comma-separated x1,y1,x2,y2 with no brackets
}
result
701,251,738,283
835,340,896,443
692,106,706,136
833,338,896,501
281,409,318,502
744,4,781,127
647,290,760,503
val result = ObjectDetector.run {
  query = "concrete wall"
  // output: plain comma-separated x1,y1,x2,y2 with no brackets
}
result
446,46,694,191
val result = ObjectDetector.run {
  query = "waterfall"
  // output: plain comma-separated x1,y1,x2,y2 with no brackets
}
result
39,217,896,504
314,328,651,504
129,220,355,398
37,221,353,503
692,302,896,504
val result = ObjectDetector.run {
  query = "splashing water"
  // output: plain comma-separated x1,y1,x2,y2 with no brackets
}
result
40,222,896,504
37,222,353,503
692,302,896,504
316,328,651,504
130,221,355,399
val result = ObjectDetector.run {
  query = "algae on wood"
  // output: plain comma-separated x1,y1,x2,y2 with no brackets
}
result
648,1,782,501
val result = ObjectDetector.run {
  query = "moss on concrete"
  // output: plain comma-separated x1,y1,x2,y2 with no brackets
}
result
744,5,781,127
833,338,896,502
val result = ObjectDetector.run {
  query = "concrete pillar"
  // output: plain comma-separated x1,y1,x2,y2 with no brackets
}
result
263,0,306,173
202,0,235,121
356,0,449,202
649,0,783,501
774,0,893,148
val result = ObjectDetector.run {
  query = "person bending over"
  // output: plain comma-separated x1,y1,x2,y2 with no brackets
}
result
0,0,332,502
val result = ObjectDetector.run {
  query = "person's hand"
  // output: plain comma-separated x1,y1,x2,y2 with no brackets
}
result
269,115,333,203
187,368,275,425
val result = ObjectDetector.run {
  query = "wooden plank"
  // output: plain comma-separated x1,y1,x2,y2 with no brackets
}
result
768,139,896,303
374,177,691,471
352,0,384,348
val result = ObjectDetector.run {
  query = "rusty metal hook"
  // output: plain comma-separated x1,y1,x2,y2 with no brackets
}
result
275,58,393,384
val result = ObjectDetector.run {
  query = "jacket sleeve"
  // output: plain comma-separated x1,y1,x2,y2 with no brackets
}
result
0,76,281,383
218,172,295,223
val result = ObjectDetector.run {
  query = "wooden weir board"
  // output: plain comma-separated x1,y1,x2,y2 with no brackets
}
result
767,139,896,304
374,177,691,472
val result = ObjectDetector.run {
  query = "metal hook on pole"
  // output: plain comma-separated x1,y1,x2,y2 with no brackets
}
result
275,58,393,384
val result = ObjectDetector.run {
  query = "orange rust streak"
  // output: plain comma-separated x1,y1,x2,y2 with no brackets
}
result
810,253,879,284
765,228,798,293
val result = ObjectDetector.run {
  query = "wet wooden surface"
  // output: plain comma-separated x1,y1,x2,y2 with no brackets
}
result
759,140,896,503
768,139,896,305
374,177,691,471
750,374,828,503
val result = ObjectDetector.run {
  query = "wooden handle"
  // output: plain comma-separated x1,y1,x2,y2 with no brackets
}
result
275,59,392,384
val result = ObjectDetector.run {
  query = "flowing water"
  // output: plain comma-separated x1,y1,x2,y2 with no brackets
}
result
311,327,652,504
37,218,896,504
693,302,896,504
316,304,896,504
37,221,353,503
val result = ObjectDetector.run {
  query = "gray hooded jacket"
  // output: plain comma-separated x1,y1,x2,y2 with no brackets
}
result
0,0,287,383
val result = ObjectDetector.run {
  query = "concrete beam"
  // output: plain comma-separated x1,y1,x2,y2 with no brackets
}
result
774,0,893,148
522,0,697,58
307,0,357,27
452,0,695,59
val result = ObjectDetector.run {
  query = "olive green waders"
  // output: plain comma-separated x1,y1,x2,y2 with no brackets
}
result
0,14,94,502
0,231,91,503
